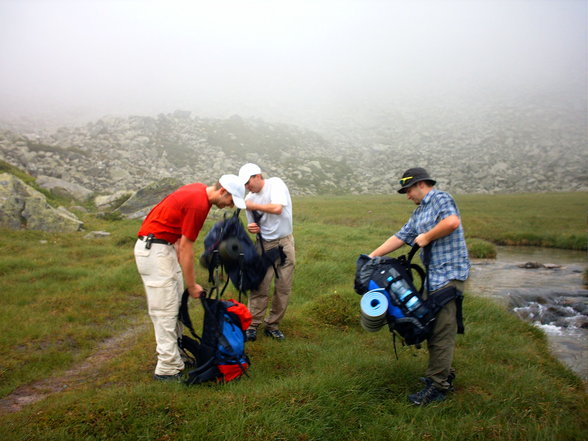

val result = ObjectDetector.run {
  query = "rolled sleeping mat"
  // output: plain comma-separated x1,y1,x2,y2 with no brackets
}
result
360,289,389,332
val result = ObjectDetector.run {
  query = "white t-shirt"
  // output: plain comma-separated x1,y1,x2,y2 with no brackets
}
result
245,177,293,240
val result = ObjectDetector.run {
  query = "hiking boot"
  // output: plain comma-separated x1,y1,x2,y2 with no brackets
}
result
408,384,447,406
264,328,285,340
153,372,182,382
245,328,257,342
419,372,455,391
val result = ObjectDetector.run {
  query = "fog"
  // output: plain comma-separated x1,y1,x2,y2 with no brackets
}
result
0,0,586,129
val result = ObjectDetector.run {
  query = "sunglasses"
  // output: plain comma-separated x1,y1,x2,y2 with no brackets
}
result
399,176,414,186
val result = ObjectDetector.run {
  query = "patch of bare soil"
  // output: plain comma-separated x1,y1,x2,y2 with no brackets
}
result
0,321,149,415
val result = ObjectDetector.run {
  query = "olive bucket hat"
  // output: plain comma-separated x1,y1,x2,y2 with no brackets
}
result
397,167,437,194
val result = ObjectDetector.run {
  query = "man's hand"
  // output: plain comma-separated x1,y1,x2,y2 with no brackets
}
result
247,222,260,234
414,233,431,248
188,284,204,299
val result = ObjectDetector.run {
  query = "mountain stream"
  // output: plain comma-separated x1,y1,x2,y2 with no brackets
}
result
465,246,587,384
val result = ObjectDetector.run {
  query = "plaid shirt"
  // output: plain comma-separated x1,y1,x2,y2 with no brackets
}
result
396,189,470,291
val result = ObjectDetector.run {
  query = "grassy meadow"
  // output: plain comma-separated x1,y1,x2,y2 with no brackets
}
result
0,191,586,440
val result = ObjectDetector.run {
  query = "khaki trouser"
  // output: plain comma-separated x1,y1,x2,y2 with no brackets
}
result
134,239,185,376
424,280,465,391
248,235,295,331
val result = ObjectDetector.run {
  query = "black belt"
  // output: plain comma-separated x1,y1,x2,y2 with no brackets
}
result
139,235,173,249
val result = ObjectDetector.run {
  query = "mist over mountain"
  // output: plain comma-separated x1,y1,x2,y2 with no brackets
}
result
1,88,586,198
1,0,586,198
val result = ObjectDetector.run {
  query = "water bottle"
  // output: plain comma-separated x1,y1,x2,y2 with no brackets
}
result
387,275,424,317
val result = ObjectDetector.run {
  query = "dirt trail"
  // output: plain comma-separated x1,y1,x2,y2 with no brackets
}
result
0,321,149,415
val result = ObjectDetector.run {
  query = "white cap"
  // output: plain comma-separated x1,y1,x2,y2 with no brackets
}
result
219,174,246,209
238,163,262,182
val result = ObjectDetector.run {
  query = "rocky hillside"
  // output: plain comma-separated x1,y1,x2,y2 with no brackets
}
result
0,106,586,202
0,112,351,197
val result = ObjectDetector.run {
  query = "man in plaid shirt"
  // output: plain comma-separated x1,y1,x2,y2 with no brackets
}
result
369,167,470,406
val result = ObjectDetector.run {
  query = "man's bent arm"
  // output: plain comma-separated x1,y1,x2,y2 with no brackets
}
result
245,200,283,215
369,235,405,258
414,214,460,248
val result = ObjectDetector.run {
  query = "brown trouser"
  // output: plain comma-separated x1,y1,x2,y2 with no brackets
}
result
248,235,295,331
424,280,465,391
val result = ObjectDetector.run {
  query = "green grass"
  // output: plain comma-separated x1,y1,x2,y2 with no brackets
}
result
0,192,586,440
294,192,587,250
456,192,587,250
467,238,497,258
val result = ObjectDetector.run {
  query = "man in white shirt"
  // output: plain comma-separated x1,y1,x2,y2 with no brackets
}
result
238,163,295,341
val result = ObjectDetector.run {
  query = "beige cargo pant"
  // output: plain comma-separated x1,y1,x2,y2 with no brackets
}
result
134,239,185,376
248,235,295,331
425,280,465,391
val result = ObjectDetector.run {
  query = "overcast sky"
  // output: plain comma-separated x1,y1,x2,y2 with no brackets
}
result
0,0,586,125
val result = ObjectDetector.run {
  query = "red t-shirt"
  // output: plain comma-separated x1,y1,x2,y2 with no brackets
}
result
137,183,211,243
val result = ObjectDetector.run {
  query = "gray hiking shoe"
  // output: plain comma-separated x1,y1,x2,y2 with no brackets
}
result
245,328,257,342
264,328,285,340
408,384,447,406
153,372,182,382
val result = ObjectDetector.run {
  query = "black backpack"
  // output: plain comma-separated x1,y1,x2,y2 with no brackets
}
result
178,289,252,384
199,210,280,298
354,245,464,348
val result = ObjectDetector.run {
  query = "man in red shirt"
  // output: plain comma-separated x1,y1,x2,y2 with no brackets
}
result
134,174,245,381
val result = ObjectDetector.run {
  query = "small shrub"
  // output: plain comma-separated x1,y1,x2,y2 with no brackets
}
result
302,292,359,329
468,238,497,258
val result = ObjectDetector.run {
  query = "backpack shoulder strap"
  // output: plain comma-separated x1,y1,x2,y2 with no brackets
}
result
406,243,420,265
401,244,427,295
252,210,280,278
409,263,427,295
179,289,200,340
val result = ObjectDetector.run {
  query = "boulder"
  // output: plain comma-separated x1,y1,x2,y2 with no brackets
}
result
518,262,544,269
116,177,184,219
0,173,83,232
84,231,111,239
94,190,134,210
36,175,94,201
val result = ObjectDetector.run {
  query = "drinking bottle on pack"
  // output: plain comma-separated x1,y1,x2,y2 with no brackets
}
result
386,273,425,318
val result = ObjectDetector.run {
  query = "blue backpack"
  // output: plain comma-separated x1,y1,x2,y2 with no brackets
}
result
354,245,463,348
179,289,252,384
